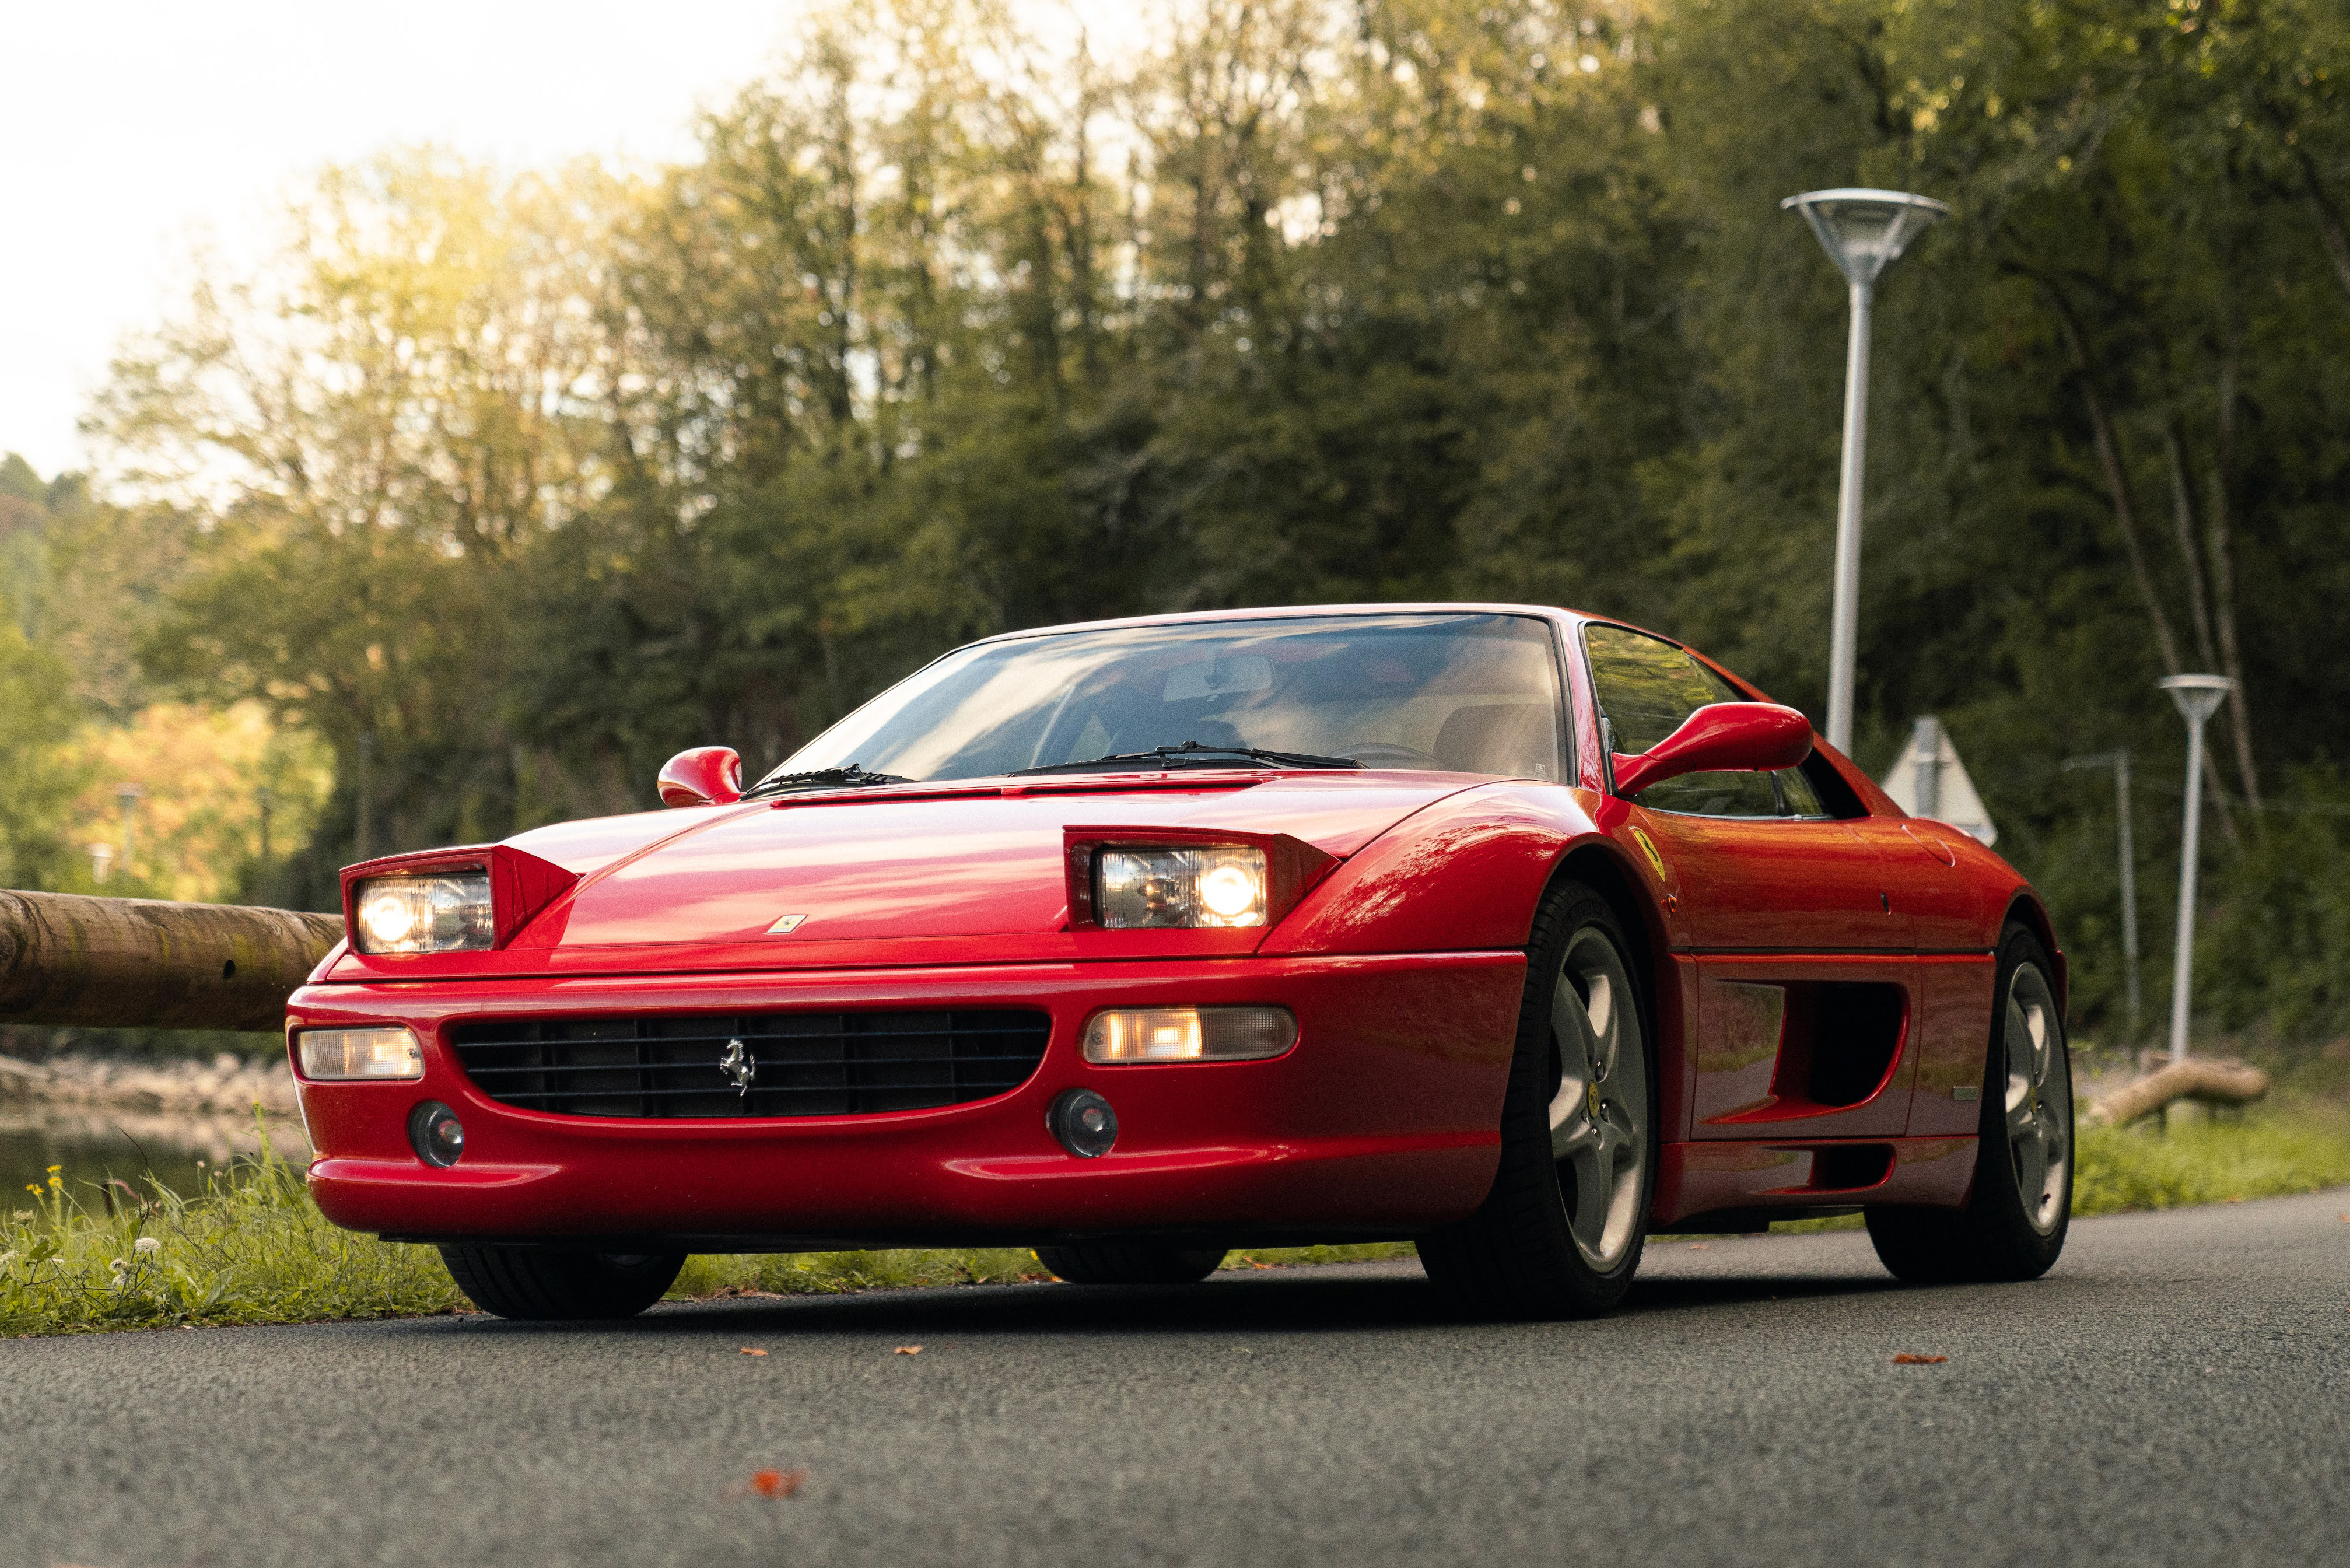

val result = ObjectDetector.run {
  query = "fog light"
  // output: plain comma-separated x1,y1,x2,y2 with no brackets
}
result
296,1027,423,1080
1048,1088,1118,1158
408,1101,465,1167
1083,1006,1298,1063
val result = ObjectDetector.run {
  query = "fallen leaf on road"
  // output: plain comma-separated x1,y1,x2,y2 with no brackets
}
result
748,1469,807,1499
2226,1196,2243,1203
894,1345,923,1355
739,1348,768,1357
1686,1243,1710,1251
1892,1354,1948,1366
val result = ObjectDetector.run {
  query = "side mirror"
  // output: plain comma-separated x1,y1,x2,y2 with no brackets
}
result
657,746,744,808
1612,703,1813,799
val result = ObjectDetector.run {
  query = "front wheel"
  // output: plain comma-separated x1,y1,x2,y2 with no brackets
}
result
439,1244,685,1320
1416,880,1656,1318
1866,925,2073,1284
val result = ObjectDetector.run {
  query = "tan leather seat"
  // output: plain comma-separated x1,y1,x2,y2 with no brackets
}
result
1432,703,1556,778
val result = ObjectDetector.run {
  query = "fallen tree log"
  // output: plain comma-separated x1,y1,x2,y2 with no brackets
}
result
2085,1057,2271,1126
0,890,342,1033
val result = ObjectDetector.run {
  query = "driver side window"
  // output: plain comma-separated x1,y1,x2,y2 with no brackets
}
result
1582,625,1799,820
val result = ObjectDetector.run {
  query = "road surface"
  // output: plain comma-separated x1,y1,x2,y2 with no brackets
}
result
8,1189,2348,1567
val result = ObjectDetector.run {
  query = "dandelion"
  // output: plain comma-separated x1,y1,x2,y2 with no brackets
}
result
134,1236,162,1256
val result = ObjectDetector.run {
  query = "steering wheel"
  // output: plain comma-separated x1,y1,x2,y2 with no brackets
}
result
1340,742,1445,769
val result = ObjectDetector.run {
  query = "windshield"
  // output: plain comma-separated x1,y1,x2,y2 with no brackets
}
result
768,613,1569,785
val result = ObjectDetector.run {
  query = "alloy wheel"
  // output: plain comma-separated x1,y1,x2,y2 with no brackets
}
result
2003,961,2071,1235
1546,926,1649,1268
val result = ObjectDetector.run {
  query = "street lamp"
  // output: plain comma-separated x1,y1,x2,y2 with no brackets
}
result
1781,188,1952,755
2158,674,2237,1068
115,782,146,881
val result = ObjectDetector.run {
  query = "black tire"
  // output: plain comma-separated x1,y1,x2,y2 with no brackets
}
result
1866,924,2074,1284
1415,880,1657,1318
439,1244,685,1320
1034,1243,1227,1284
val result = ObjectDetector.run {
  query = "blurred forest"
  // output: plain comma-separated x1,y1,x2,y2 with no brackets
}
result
4,0,2348,1049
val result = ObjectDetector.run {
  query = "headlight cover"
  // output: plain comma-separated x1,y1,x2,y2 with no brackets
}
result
352,872,494,954
297,1026,424,1080
1094,846,1268,929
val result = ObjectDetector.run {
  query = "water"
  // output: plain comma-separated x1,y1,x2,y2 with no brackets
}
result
1,1110,311,1208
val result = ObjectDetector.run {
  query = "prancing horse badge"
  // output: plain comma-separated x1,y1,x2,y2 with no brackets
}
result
767,914,809,934
719,1037,757,1096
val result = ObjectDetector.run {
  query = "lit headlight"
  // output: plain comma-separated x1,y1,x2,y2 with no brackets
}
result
297,1027,424,1080
1095,847,1268,929
353,872,494,954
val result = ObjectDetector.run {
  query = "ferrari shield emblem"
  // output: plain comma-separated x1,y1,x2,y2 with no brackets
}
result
767,914,809,934
1629,826,1669,886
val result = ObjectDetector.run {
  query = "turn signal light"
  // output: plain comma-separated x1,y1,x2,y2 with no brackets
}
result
297,1027,424,1080
1082,1006,1297,1064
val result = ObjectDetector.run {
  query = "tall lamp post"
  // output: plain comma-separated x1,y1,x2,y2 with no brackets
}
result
2158,674,2237,1067
1781,188,1952,755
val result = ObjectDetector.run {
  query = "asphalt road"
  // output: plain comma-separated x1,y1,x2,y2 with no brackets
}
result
9,1191,2349,1568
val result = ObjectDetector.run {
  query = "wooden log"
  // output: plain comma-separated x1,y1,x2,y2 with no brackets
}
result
2085,1058,2271,1126
0,890,343,1033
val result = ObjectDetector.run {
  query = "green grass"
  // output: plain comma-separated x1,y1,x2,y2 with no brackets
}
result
0,1130,462,1336
5,1112,2345,1337
2071,1108,2350,1215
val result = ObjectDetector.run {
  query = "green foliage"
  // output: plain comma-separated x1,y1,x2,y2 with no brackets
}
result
0,620,86,889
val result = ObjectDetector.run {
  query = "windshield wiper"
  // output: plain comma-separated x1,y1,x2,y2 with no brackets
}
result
1011,741,1363,776
743,763,915,799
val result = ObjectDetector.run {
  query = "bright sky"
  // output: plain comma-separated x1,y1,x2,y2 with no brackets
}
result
0,1,1150,480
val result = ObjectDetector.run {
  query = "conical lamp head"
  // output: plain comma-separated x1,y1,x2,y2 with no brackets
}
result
1781,188,1952,288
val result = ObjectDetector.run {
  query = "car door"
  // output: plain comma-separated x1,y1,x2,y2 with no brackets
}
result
1581,625,1918,1141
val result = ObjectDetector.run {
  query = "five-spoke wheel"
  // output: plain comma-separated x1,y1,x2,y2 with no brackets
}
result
1547,925,1650,1272
1418,880,1656,1317
1866,924,2074,1283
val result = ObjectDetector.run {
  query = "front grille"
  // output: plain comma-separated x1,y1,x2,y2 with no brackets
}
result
448,1010,1052,1120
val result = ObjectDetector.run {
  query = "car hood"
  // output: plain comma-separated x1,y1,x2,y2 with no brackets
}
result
327,771,1481,979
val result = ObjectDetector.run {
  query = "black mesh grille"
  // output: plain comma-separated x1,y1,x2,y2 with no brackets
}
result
447,1010,1052,1119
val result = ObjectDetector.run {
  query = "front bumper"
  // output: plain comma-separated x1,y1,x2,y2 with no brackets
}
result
290,952,1523,1248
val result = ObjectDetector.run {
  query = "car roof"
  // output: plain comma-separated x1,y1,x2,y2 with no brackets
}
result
966,601,1671,646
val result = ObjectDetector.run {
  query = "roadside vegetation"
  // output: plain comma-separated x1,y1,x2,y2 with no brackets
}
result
7,1111,2347,1338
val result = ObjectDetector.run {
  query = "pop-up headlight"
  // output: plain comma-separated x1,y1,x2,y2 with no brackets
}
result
1095,846,1268,929
352,872,494,954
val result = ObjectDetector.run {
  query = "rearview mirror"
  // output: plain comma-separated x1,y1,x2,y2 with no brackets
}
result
1612,703,1813,799
656,746,744,808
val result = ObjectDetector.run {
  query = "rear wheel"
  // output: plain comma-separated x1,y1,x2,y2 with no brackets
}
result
1034,1243,1227,1284
1416,881,1656,1318
439,1244,685,1320
1866,925,2073,1284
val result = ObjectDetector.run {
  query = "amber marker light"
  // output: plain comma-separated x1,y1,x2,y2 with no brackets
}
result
1083,1006,1297,1064
297,1027,425,1081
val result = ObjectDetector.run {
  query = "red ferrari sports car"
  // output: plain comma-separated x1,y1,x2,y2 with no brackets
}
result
288,604,2072,1320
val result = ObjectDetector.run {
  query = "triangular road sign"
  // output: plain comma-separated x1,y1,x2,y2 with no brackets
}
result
1878,716,1997,846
